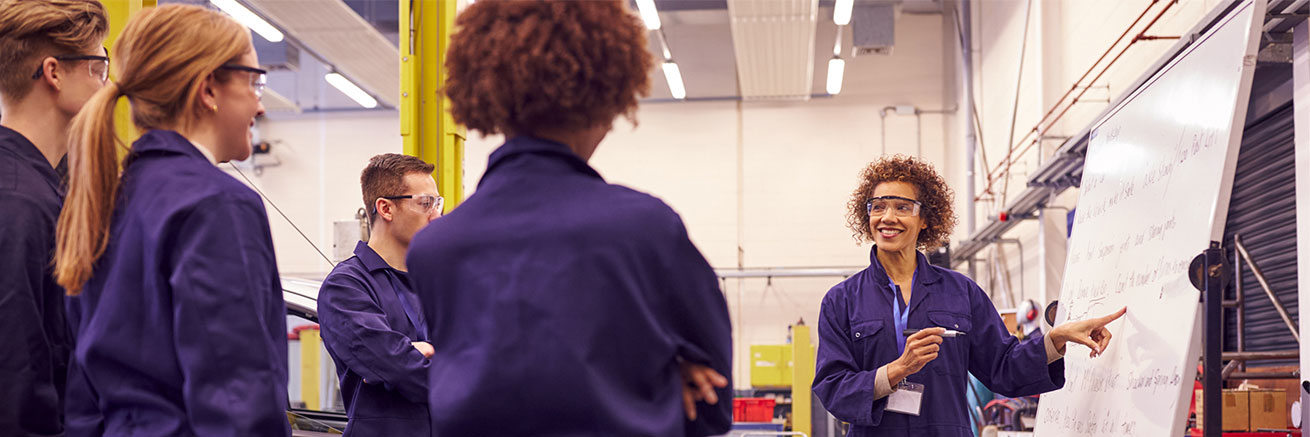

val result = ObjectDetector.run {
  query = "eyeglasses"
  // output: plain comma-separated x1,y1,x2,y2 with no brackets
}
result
866,195,922,218
216,64,267,98
32,53,111,83
378,194,444,215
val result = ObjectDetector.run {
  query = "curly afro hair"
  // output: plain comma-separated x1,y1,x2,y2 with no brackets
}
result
846,155,957,251
444,0,653,137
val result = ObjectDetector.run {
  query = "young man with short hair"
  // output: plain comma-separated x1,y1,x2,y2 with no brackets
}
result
318,153,442,436
0,1,108,434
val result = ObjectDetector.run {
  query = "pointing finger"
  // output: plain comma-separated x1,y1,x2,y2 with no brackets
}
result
1095,307,1128,326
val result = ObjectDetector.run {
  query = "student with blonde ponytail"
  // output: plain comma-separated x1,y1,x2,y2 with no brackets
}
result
0,1,107,435
54,4,290,436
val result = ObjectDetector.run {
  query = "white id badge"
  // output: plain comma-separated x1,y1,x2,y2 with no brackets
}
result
887,380,924,416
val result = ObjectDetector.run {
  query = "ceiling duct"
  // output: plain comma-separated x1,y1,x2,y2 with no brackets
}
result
852,4,896,56
253,38,300,72
726,0,819,100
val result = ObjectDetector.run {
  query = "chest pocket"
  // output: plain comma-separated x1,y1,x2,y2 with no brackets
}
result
927,311,973,375
850,319,886,370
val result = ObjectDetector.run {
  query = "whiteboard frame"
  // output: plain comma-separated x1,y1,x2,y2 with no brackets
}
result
1293,18,1309,434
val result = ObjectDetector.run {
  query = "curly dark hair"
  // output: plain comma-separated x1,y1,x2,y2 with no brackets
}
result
846,155,957,251
444,0,653,137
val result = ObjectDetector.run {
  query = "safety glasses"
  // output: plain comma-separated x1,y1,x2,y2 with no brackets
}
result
866,195,922,218
216,64,268,98
32,52,110,83
378,193,444,216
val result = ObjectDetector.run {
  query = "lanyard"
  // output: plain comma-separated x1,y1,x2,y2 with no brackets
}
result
383,270,428,342
891,276,909,354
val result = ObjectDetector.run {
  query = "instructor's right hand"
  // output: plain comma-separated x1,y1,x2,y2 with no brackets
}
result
888,327,944,382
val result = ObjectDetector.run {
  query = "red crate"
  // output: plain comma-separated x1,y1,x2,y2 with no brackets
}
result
733,398,776,422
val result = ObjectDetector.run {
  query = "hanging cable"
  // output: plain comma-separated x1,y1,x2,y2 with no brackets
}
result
999,0,1034,208
228,162,336,267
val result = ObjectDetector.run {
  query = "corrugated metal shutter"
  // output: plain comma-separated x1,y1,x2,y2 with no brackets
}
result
1221,102,1298,365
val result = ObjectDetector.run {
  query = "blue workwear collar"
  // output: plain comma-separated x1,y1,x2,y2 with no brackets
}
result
353,240,395,273
0,125,64,195
867,245,942,286
129,130,212,163
481,135,604,189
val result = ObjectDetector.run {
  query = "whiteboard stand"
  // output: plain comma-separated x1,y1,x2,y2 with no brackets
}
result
1292,17,1309,435
1197,242,1226,437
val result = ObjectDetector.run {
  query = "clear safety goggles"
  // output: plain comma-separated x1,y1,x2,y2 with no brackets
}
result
866,195,922,218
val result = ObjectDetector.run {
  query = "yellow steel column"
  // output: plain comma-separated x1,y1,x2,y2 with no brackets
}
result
298,327,322,410
791,324,814,435
101,0,153,149
401,0,464,213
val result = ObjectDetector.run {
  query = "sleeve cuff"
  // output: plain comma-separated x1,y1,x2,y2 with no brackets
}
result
1044,333,1065,364
874,364,895,400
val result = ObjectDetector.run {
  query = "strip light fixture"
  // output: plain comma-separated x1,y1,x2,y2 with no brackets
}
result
825,57,845,95
635,0,662,30
325,72,378,108
210,0,284,42
662,62,686,100
833,0,854,25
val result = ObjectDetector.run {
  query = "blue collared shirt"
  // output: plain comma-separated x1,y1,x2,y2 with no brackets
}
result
813,247,1064,437
318,241,430,436
64,130,290,437
0,125,70,437
407,135,734,436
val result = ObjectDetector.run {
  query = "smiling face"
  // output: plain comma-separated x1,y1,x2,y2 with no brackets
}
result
210,48,265,162
868,181,928,254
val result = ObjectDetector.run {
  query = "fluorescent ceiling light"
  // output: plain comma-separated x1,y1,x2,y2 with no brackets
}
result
635,0,662,30
825,58,845,95
661,62,685,100
210,0,284,42
325,73,378,108
833,0,853,25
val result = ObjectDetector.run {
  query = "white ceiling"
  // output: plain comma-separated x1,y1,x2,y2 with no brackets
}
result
202,0,949,110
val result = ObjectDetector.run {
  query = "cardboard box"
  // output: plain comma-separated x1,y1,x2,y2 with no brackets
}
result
1195,389,1249,431
1247,389,1288,431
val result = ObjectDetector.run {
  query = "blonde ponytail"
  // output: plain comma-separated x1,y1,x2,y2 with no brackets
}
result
52,4,252,295
54,81,123,295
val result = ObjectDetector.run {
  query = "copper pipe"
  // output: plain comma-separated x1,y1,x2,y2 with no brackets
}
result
982,0,1160,186
994,0,1181,178
980,0,1179,197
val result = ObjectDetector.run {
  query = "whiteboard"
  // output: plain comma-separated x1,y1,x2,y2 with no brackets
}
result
1033,1,1265,436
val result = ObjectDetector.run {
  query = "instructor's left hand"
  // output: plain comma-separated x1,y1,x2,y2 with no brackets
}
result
679,361,727,421
1050,307,1127,358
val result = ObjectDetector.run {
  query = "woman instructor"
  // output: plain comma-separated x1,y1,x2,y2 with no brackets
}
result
813,156,1124,436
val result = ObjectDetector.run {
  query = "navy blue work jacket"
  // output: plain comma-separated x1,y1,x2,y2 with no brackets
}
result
0,125,71,436
318,241,430,436
64,130,290,437
813,247,1064,436
407,136,733,436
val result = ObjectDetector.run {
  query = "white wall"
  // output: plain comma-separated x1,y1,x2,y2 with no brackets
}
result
235,110,402,276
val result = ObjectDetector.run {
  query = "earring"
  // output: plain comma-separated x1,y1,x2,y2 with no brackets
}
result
210,104,218,112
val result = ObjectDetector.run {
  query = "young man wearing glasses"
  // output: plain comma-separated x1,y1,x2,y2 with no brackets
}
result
317,153,443,436
0,1,107,435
